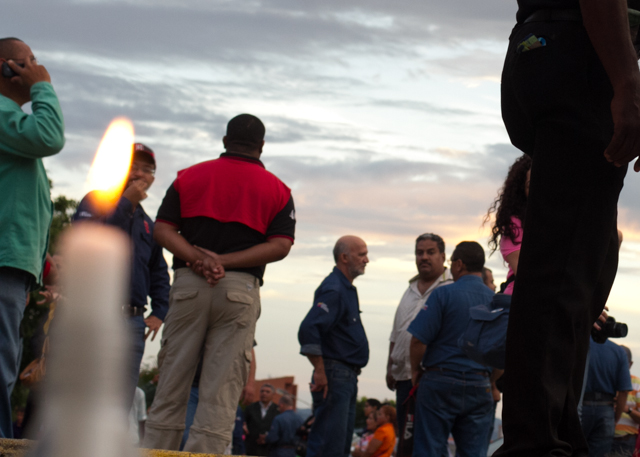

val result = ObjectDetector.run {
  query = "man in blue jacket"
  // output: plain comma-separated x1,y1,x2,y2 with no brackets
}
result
0,37,65,438
298,235,370,457
265,395,304,457
408,241,495,456
73,143,170,406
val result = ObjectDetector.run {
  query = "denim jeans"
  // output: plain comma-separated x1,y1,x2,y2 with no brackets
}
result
414,370,493,457
180,386,199,451
127,315,147,410
0,268,32,438
395,379,412,442
306,359,358,457
580,403,615,457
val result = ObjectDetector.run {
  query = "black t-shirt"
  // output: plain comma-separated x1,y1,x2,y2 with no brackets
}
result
156,153,296,282
516,0,580,23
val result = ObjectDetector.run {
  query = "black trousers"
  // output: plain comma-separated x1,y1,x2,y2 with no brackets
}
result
495,20,627,457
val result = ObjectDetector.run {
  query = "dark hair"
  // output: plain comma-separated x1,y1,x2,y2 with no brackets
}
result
0,37,24,58
225,114,265,150
452,241,485,273
481,267,492,283
365,398,381,410
415,233,445,254
484,154,532,254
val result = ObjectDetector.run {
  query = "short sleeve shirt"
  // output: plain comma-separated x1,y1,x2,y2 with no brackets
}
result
499,216,523,295
408,275,495,373
388,269,453,381
585,338,633,396
372,423,396,457
156,153,295,282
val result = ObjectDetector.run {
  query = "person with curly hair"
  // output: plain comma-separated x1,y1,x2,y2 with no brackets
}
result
485,154,532,295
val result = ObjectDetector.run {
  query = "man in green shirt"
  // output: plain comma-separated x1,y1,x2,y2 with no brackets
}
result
0,37,65,438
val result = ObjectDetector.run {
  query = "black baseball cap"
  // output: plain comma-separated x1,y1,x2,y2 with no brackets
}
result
133,143,156,167
226,114,265,147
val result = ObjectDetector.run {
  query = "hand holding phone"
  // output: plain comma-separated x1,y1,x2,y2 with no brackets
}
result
1,59,51,86
1,61,23,78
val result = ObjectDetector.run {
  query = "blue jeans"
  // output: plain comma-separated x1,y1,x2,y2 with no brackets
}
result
581,402,615,457
180,386,199,451
0,268,32,438
127,315,146,410
414,370,493,457
395,379,413,440
307,359,358,457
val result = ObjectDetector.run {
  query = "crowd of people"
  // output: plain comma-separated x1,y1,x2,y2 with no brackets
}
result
4,0,640,453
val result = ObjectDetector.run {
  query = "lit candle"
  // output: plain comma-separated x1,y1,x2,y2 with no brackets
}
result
33,118,137,457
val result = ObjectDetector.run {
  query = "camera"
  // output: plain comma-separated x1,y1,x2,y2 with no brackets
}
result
591,316,628,344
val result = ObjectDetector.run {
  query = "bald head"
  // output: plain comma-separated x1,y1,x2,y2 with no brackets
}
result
0,38,23,59
333,235,368,283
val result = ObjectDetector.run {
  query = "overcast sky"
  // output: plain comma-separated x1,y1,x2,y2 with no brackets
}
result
6,0,640,411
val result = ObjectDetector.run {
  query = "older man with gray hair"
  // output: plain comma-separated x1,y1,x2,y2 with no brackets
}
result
298,235,370,457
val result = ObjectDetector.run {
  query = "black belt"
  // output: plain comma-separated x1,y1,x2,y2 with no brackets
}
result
425,366,489,378
524,9,582,24
122,305,146,317
583,392,615,402
324,359,362,376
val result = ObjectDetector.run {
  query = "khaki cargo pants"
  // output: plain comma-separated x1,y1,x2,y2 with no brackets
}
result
143,269,260,454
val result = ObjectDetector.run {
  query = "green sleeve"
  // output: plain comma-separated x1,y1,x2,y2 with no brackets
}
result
0,82,65,159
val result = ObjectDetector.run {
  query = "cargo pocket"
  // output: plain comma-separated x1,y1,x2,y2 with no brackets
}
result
227,291,255,329
166,290,200,323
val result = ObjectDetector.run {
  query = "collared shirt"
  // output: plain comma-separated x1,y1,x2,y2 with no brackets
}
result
585,337,632,396
0,82,65,283
265,410,304,447
73,195,170,320
156,152,296,283
389,269,453,381
260,402,273,419
298,267,369,368
408,275,494,373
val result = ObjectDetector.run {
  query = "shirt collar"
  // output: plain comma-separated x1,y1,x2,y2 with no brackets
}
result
332,266,356,290
220,152,265,168
409,267,452,296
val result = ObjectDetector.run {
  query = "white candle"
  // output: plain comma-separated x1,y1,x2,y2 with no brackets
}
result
36,223,136,457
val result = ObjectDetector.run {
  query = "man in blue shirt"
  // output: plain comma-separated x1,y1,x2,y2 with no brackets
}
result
265,395,304,457
298,235,370,457
73,143,170,406
581,337,632,457
408,241,494,456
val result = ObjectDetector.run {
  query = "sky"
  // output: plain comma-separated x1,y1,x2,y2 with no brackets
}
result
5,0,640,411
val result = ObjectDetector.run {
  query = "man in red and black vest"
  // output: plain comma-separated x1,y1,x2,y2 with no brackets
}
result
143,114,296,454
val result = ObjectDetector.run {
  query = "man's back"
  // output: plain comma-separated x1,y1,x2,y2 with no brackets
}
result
409,275,494,372
157,152,295,279
586,338,632,396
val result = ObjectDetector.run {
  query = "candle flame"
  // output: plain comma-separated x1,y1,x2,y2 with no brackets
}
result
86,118,134,213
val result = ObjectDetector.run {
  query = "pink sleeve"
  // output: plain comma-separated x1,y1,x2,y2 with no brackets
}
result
500,217,523,259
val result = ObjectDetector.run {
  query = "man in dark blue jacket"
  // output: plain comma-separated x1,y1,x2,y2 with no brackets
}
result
265,395,304,457
298,235,369,457
73,143,170,406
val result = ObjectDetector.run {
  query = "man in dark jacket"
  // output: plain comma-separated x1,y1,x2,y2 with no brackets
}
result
245,384,279,456
73,143,170,407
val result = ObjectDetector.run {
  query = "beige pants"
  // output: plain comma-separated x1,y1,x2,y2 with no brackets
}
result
143,269,260,454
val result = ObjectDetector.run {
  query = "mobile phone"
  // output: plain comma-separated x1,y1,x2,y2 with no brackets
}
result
1,61,24,78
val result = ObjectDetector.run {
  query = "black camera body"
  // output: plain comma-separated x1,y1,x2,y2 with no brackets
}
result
591,316,628,344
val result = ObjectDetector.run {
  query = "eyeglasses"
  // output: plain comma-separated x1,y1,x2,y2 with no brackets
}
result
131,163,155,175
